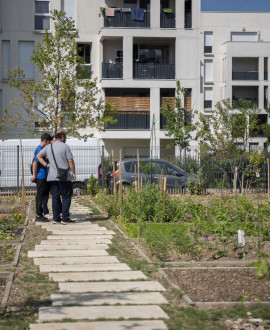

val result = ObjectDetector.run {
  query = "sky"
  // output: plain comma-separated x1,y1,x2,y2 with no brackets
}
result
201,0,270,12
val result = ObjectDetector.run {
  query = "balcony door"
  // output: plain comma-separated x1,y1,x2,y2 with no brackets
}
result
124,0,150,10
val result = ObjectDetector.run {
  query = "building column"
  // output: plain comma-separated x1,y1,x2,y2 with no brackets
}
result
123,36,133,80
150,87,160,158
99,39,103,79
227,56,232,83
175,0,184,29
259,57,264,81
259,84,264,110
150,0,160,30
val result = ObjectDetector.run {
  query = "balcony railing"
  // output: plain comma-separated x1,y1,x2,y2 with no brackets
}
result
133,63,175,79
160,12,175,28
160,114,167,129
265,72,268,80
204,46,212,54
103,10,150,28
107,112,150,129
233,98,258,107
232,71,258,80
102,62,123,79
204,100,212,109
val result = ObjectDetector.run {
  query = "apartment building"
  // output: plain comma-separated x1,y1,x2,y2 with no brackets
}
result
1,0,270,156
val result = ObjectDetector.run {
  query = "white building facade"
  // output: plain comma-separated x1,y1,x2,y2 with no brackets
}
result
1,0,270,156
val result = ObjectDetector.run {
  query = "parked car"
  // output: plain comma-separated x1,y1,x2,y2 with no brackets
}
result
106,158,190,190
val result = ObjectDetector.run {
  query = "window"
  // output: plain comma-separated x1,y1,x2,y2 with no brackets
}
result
204,59,213,82
61,0,76,22
0,90,2,122
77,44,91,64
231,32,257,42
204,32,213,54
0,0,2,30
2,41,10,80
204,87,213,109
35,1,50,30
18,41,35,79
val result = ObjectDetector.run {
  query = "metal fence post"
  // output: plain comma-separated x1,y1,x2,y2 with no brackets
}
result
101,146,104,191
17,145,20,193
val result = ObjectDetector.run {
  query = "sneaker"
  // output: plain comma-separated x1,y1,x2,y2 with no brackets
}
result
53,219,61,224
44,213,53,220
65,219,76,223
61,220,68,225
35,215,50,223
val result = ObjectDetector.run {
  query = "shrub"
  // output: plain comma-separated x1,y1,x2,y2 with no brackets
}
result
87,175,99,196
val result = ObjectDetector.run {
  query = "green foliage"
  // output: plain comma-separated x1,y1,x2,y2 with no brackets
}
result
86,175,99,196
161,81,196,150
186,169,206,195
4,10,115,138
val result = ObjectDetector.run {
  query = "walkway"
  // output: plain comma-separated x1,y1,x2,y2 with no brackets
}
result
29,200,169,330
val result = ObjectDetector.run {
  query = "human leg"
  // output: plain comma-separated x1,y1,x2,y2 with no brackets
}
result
50,182,62,222
59,181,73,222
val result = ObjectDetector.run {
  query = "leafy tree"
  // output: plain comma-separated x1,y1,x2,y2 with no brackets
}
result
4,10,115,138
196,98,260,190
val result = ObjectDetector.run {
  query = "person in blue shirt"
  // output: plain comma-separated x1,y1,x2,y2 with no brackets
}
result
31,133,53,222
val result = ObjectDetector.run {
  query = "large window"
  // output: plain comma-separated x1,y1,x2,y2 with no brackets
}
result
204,32,213,54
204,59,213,82
204,87,213,109
77,44,91,64
2,41,10,80
18,41,35,79
61,0,76,22
0,0,2,30
35,1,50,30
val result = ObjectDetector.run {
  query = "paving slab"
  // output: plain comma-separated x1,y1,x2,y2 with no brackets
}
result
35,244,109,251
40,239,112,245
29,250,108,258
38,305,169,322
40,263,131,273
51,292,168,306
49,270,147,282
40,225,107,231
47,235,113,240
45,230,115,235
59,281,166,293
34,256,119,266
30,320,168,330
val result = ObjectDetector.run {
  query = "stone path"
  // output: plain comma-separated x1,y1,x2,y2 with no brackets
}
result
29,201,169,330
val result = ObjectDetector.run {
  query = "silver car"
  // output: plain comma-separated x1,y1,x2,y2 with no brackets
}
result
106,158,189,190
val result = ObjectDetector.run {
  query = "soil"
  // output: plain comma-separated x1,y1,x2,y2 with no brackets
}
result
0,246,16,265
163,268,270,302
0,276,6,303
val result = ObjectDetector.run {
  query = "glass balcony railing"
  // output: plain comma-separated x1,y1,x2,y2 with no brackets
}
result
133,62,175,79
265,72,268,80
102,62,123,79
103,10,150,28
204,100,212,109
185,12,192,28
232,71,258,80
107,112,150,129
77,65,92,79
233,98,258,107
204,46,212,54
160,12,175,28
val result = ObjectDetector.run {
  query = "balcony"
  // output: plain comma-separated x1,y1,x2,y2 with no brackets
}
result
160,12,175,28
102,62,123,79
107,112,150,129
103,10,150,28
204,100,212,109
232,71,258,81
233,98,258,107
133,62,175,79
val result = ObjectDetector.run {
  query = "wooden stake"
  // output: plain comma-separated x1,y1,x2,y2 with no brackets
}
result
112,150,116,196
119,149,123,203
19,138,26,218
267,158,270,200
137,149,140,191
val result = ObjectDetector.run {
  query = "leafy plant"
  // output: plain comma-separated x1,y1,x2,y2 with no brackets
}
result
87,175,99,196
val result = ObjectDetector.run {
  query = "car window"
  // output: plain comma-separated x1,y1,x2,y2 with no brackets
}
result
124,161,133,173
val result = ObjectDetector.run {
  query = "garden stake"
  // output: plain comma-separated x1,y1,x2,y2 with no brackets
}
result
119,149,123,204
267,157,270,200
19,138,26,218
137,149,140,191
112,150,116,196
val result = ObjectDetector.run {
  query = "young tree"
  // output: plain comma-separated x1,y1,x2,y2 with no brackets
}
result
4,10,115,138
161,81,196,151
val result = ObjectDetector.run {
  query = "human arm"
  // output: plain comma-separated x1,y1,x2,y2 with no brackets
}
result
68,158,76,181
31,161,38,182
36,152,50,168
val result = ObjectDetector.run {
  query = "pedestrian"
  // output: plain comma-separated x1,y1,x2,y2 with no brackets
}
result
37,131,76,225
31,133,53,222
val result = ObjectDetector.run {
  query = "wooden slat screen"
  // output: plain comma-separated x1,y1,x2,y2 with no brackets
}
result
105,97,150,112
161,96,192,110
184,96,192,110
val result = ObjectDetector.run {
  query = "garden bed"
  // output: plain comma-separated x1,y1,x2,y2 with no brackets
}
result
0,244,21,267
0,272,14,309
163,267,270,303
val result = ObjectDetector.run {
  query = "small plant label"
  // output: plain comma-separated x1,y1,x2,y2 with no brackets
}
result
256,172,260,178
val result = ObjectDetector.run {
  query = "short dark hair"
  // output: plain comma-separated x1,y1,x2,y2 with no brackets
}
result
54,131,66,139
41,133,53,142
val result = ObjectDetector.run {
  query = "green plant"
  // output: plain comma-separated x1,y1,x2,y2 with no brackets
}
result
87,175,99,196
186,168,206,195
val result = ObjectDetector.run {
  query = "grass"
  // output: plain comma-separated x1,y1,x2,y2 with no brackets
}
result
77,198,101,215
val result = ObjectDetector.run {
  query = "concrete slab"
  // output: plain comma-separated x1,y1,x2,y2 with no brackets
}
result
40,225,107,231
34,256,119,266
51,292,168,306
30,320,168,330
28,250,108,258
40,239,112,245
40,263,131,273
45,230,115,235
38,305,169,322
47,235,113,240
49,271,147,282
59,281,166,293
35,244,109,251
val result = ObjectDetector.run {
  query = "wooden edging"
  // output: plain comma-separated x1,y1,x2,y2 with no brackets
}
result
195,301,270,308
0,272,14,310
